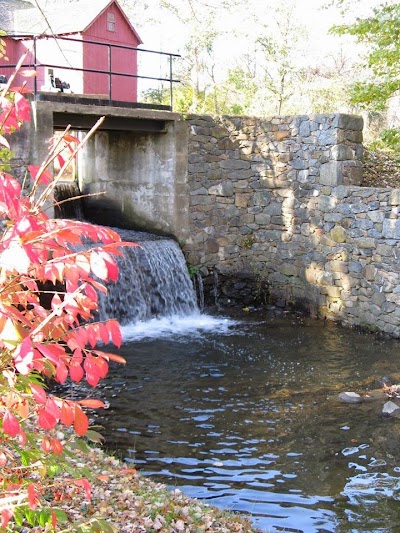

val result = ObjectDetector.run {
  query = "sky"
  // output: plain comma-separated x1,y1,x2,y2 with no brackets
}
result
136,0,383,56
129,0,385,87
26,0,387,103
28,0,385,74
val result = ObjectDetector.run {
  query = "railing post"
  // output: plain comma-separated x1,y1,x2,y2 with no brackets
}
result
33,36,37,99
108,44,112,104
169,54,173,111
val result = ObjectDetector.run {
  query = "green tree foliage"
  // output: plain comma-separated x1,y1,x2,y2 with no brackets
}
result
256,2,306,115
157,0,234,114
331,2,400,111
223,65,258,115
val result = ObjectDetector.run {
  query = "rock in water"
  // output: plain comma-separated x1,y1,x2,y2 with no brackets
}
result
339,392,363,404
382,401,400,416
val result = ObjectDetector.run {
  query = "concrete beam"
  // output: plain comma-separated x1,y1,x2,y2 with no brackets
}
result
24,100,190,239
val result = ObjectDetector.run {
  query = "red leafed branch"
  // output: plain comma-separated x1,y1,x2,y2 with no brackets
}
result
0,68,132,529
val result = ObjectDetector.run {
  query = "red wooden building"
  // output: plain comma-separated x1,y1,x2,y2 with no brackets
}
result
0,0,143,102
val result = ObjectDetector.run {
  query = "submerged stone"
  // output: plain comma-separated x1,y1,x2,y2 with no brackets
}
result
339,391,363,404
382,401,400,416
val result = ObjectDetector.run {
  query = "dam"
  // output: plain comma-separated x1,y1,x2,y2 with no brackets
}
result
12,99,400,338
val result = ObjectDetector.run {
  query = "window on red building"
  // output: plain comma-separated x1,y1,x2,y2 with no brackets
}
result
107,13,115,32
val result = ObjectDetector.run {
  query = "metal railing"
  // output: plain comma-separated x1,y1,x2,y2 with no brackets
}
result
0,34,181,110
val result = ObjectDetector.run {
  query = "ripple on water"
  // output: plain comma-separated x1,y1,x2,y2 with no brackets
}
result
97,312,400,532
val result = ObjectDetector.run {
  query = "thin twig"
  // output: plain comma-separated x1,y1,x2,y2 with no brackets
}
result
51,191,107,212
33,116,105,211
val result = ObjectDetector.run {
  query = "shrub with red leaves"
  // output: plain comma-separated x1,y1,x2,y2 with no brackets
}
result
0,64,131,530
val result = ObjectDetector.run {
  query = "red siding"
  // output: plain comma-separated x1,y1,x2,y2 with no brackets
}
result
1,1,141,103
82,2,140,102
0,38,37,91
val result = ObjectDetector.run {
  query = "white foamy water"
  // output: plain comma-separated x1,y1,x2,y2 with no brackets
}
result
120,313,239,341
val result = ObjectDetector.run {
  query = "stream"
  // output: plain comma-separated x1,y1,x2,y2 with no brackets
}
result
92,310,400,532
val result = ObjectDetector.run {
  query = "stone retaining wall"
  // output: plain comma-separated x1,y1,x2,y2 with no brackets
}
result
183,112,400,336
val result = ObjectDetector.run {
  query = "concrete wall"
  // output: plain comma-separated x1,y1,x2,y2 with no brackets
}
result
183,113,400,337
79,120,189,239
25,100,190,241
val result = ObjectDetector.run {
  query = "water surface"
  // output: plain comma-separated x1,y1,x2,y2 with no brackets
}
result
95,311,400,532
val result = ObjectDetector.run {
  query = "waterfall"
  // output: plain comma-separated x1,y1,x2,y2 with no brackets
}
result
53,185,203,327
213,270,219,308
54,182,84,220
97,229,199,325
194,271,204,311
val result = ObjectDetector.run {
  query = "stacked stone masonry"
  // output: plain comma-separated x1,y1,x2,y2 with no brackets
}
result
183,112,400,337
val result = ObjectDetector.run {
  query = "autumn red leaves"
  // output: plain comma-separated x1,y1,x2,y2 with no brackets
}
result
0,70,129,529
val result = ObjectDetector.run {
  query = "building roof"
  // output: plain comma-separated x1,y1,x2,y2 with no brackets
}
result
0,0,33,33
1,0,142,43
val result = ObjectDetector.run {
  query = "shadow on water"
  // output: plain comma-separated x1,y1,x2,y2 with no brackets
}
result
88,310,400,533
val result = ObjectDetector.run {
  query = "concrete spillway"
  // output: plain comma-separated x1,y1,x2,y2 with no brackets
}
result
97,229,199,325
